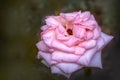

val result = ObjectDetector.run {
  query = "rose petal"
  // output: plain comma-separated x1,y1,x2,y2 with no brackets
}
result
81,20,97,27
86,30,94,40
51,66,71,78
38,51,51,65
97,37,105,50
52,51,80,63
80,11,91,21
89,15,95,20
77,46,97,66
79,40,97,49
36,41,49,52
101,32,113,45
88,51,102,68
73,26,86,39
51,40,75,53
41,25,49,31
63,37,79,47
74,46,85,55
42,29,55,46
93,27,101,39
56,63,82,74
60,12,78,21
45,16,60,26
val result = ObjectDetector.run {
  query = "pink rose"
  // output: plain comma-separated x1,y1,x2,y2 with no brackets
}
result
36,11,113,78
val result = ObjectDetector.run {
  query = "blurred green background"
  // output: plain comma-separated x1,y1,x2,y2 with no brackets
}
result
0,0,120,80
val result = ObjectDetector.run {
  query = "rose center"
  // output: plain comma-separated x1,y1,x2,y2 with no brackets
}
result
67,29,73,35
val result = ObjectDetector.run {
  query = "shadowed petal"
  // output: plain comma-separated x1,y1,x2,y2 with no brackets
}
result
77,46,97,66
56,63,82,74
38,51,51,65
88,51,102,68
51,66,71,78
101,32,113,45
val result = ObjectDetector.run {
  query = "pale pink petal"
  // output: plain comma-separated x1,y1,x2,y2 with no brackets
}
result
63,37,79,47
56,63,82,74
51,66,71,78
60,12,78,21
73,11,82,24
97,37,105,50
36,41,49,52
42,29,55,47
56,34,70,41
101,32,113,45
74,46,85,55
81,20,97,27
86,30,94,40
57,25,66,33
51,40,75,53
38,51,51,65
41,25,49,31
93,27,101,39
81,25,95,30
45,16,60,26
73,26,86,39
89,15,95,20
55,28,69,41
79,40,97,49
88,51,102,68
80,11,91,21
52,51,79,63
77,46,97,66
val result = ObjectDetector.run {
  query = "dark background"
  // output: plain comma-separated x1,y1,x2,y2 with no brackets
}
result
0,0,120,80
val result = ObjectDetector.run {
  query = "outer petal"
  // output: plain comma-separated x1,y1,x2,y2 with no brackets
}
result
56,63,82,74
89,15,95,20
81,20,97,28
101,32,113,45
36,41,49,52
51,66,71,78
60,12,78,21
41,25,49,31
38,51,51,65
45,16,60,26
97,37,105,50
88,51,102,68
77,46,98,66
42,29,55,47
80,11,91,21
52,51,80,63
93,27,101,39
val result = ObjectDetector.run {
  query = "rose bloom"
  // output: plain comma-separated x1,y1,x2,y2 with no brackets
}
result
36,11,113,78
